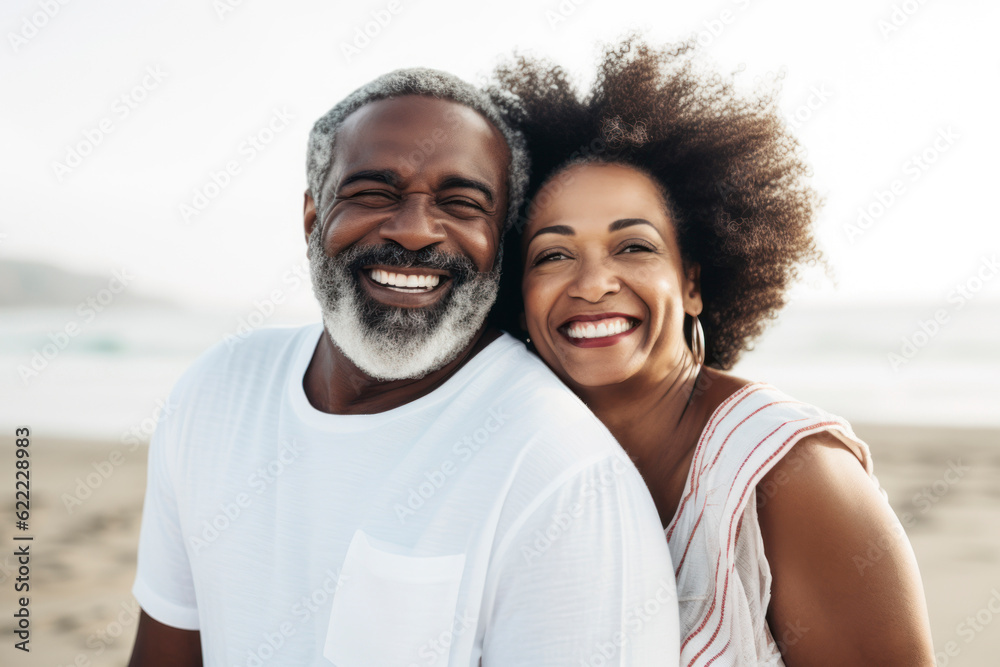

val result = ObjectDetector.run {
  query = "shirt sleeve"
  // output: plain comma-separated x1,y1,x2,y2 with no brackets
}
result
131,399,201,630
481,452,680,666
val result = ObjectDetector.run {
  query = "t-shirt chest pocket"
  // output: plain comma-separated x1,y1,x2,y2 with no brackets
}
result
323,529,467,667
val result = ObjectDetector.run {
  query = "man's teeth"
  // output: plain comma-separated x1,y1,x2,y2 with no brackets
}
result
565,317,636,339
369,269,441,290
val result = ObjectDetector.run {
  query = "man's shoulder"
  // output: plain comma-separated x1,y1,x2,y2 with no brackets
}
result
471,334,590,415
169,323,317,401
464,333,622,456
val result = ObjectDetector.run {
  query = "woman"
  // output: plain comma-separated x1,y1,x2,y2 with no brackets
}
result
488,38,935,665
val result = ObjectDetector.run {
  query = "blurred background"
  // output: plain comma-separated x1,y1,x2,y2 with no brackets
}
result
1,0,998,665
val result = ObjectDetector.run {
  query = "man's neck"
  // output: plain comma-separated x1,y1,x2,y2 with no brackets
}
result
302,325,503,415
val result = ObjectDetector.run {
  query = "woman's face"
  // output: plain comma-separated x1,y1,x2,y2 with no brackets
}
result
521,163,702,389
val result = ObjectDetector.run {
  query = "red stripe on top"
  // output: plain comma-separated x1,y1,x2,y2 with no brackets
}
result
666,383,768,541
674,505,706,577
679,406,798,657
685,559,733,663
680,550,724,652
684,422,840,664
704,403,799,479
704,639,732,666
671,406,802,575
680,420,796,655
689,383,764,476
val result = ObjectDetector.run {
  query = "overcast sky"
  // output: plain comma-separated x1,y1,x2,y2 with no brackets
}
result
2,0,997,314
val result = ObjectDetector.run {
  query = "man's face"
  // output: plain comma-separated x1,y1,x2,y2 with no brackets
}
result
305,95,510,381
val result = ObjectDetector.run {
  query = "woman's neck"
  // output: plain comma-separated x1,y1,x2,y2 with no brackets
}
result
575,355,702,456
580,357,702,513
573,360,747,527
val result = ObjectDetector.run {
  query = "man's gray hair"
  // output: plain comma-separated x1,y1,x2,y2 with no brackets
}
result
305,68,529,233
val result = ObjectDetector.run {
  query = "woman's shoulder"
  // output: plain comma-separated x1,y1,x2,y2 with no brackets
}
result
692,372,871,475
674,374,929,665
753,424,930,664
673,372,881,535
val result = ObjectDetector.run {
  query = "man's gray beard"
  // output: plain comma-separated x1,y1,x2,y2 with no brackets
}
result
307,226,500,381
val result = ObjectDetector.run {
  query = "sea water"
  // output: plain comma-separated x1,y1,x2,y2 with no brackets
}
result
2,300,998,441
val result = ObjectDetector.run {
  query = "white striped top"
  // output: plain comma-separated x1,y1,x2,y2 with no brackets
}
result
665,382,884,666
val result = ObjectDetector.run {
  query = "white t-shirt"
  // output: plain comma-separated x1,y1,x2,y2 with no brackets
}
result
133,323,680,666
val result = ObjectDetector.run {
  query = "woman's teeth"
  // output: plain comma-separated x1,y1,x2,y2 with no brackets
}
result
565,317,636,339
369,269,441,291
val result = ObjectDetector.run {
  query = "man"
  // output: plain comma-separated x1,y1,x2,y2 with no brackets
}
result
128,69,679,667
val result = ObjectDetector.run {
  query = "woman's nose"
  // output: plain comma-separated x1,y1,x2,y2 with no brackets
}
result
566,255,621,302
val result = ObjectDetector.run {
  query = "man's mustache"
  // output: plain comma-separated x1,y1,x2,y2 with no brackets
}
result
339,243,479,287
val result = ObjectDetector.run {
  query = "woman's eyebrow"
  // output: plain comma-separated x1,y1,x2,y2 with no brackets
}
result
527,224,575,244
527,218,660,245
609,218,655,232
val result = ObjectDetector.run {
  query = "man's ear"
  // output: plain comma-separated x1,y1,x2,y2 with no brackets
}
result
303,190,317,244
684,262,703,317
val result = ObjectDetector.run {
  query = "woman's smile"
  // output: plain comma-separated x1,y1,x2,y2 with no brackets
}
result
558,313,641,347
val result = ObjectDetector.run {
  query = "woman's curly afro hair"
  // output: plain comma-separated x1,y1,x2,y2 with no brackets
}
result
486,36,822,370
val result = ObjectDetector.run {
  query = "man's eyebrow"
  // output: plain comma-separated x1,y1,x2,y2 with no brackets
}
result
338,169,400,190
439,176,496,207
609,218,657,232
527,224,575,245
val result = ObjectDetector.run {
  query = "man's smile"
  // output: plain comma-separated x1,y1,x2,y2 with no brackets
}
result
367,267,444,291
360,265,452,307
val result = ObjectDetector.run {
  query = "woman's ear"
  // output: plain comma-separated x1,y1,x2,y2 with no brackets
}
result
684,262,703,316
303,190,317,244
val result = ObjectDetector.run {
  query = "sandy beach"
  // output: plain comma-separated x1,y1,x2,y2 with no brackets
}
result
2,423,998,666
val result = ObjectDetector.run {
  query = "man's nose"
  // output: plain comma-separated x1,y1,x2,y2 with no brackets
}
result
378,194,447,251
567,256,621,302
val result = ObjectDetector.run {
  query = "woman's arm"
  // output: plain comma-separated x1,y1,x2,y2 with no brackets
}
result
757,431,934,666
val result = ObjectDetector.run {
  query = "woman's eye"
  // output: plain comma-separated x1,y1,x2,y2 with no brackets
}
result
534,251,568,265
621,242,655,253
